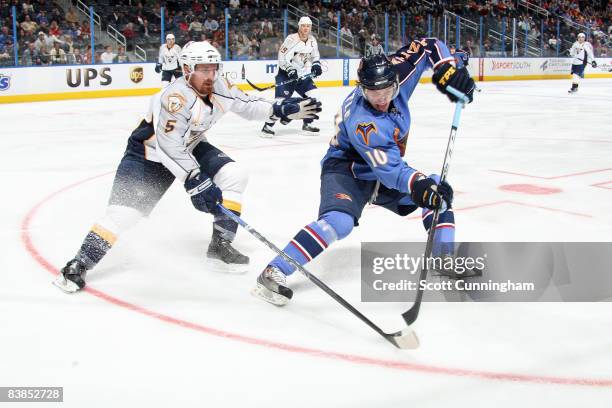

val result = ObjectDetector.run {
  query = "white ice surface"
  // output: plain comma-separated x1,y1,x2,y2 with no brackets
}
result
1,79,612,407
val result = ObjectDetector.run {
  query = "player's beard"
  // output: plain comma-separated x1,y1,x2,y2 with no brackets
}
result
186,70,214,97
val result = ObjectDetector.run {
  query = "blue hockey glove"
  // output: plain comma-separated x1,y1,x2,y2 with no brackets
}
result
155,63,162,73
411,177,454,211
432,63,475,103
311,61,323,78
185,169,223,214
286,67,298,80
272,97,322,122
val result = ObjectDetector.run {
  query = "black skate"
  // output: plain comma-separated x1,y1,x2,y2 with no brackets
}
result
252,265,293,306
206,235,250,274
53,259,88,293
568,84,578,94
302,123,320,134
261,123,275,138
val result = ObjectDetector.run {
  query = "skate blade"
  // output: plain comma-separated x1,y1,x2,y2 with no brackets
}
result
300,130,319,136
52,275,81,293
260,132,274,139
205,258,249,275
251,283,289,306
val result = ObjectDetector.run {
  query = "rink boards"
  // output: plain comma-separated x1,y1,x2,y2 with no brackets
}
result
0,57,610,103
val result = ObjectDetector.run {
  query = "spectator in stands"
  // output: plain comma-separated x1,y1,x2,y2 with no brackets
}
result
204,15,219,33
340,24,353,38
62,35,74,55
71,47,84,64
22,0,35,16
100,45,115,64
49,40,67,64
21,14,38,34
229,0,240,9
0,42,11,64
49,20,61,37
36,10,49,27
0,26,9,48
38,44,50,65
34,31,52,52
365,34,384,57
114,45,129,63
189,17,203,35
22,41,39,65
65,8,79,26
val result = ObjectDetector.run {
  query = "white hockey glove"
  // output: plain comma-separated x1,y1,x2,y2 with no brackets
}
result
271,97,322,123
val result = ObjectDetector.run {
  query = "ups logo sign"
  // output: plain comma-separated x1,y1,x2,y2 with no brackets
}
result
130,66,144,84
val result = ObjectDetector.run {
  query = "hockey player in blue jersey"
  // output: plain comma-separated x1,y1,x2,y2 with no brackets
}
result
252,38,476,305
449,45,469,69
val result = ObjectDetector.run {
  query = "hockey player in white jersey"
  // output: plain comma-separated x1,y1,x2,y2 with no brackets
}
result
54,41,321,293
156,34,182,87
568,32,597,94
261,16,323,137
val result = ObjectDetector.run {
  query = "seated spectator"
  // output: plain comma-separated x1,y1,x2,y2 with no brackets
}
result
36,10,49,27
49,40,67,64
0,42,11,64
22,0,35,16
21,14,38,34
189,18,203,34
65,7,79,25
204,15,219,32
70,47,84,64
0,26,9,48
34,31,53,52
38,44,50,65
49,20,61,37
62,35,74,55
113,45,129,63
100,45,115,64
22,41,39,65
365,35,384,57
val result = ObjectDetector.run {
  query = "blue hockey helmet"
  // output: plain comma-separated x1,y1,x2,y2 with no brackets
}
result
357,54,399,100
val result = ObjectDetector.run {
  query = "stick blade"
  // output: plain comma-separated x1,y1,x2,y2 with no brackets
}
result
386,327,420,349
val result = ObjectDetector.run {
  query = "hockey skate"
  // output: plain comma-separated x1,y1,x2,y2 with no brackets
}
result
206,234,250,274
261,123,275,138
568,84,578,94
53,259,88,293
301,122,320,134
252,265,293,306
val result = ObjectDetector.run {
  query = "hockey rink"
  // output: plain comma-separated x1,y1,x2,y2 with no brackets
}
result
2,79,612,406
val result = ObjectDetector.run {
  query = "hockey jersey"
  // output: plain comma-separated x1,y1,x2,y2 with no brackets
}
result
158,43,182,71
138,76,273,180
570,41,595,66
322,38,453,195
278,33,320,76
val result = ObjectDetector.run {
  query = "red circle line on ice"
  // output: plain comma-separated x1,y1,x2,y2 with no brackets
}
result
21,172,612,388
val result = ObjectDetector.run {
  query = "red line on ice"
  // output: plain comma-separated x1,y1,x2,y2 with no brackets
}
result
20,173,612,388
490,168,612,180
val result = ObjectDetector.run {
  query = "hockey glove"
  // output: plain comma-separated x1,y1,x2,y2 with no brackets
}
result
185,169,223,214
591,60,598,68
311,61,323,78
155,63,162,73
286,67,298,80
411,177,454,211
272,97,322,122
432,62,475,103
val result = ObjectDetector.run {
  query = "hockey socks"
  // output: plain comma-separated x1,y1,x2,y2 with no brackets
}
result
269,218,339,276
74,224,117,269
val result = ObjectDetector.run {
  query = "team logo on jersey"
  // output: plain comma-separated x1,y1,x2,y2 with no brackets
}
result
168,93,186,113
356,122,378,145
129,66,144,83
0,74,10,91
335,193,352,202
393,128,408,156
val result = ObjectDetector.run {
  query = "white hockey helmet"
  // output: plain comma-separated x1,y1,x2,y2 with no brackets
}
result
179,41,223,77
299,16,312,26
166,33,175,41
577,32,586,39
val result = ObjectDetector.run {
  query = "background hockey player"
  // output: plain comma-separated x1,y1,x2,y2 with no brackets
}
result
568,32,597,94
261,16,323,137
54,41,321,293
449,45,469,69
252,40,475,306
156,33,182,87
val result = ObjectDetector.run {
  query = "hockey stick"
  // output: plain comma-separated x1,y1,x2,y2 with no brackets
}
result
246,73,314,92
217,205,419,349
401,86,469,326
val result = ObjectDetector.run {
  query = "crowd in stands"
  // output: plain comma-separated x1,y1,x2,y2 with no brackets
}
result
0,0,610,67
